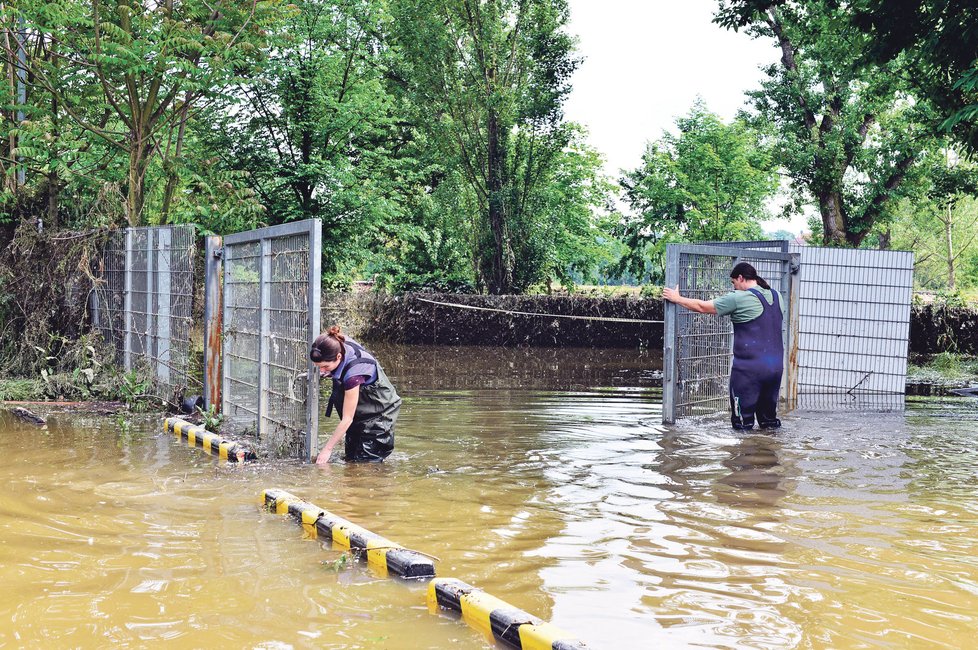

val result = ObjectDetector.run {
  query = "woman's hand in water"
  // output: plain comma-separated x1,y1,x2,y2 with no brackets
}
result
316,444,336,464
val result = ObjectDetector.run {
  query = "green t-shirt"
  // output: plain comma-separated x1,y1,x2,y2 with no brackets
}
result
713,287,785,324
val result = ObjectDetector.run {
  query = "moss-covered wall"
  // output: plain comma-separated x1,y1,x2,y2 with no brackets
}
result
323,292,978,354
323,292,664,348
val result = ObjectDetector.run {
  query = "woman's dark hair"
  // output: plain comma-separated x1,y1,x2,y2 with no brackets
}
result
730,262,771,290
310,325,346,363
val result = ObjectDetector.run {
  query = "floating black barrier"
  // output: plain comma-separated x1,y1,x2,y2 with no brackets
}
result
163,417,257,462
261,488,435,579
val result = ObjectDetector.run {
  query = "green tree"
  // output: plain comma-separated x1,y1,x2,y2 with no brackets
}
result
205,0,432,281
5,0,283,226
890,148,978,290
715,0,937,247
852,0,978,154
391,0,579,293
511,125,619,290
618,101,776,282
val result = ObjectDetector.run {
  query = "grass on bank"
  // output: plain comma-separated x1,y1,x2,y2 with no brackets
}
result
0,378,45,401
908,353,978,386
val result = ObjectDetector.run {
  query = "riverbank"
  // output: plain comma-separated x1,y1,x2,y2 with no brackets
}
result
323,291,978,355
323,292,664,348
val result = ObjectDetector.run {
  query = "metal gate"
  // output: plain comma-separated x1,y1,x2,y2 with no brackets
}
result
220,219,322,459
92,225,196,403
662,244,797,424
787,246,912,410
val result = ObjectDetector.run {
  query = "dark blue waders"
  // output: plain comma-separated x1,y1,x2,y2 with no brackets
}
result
729,288,783,430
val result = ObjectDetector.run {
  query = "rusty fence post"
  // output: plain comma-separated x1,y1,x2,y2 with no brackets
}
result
203,236,223,413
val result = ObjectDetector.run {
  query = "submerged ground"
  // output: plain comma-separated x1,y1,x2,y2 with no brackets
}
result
1,344,976,649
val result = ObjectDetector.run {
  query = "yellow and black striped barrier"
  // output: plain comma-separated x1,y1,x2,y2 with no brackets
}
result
163,417,257,462
262,488,435,579
428,578,588,650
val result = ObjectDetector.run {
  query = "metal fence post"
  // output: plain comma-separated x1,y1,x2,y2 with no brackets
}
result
305,220,322,461
662,245,678,424
220,243,232,423
156,228,172,385
784,253,801,412
204,236,223,412
123,228,134,371
258,237,272,440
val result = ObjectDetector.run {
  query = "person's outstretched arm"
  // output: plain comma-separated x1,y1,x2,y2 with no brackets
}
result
316,386,361,464
662,286,718,314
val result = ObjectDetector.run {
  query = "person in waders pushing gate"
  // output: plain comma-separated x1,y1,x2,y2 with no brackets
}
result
662,262,785,430
310,326,401,463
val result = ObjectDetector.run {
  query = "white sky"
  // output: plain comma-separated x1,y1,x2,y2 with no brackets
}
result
565,0,806,234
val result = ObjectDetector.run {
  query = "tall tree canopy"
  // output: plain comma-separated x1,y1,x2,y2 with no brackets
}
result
890,148,978,290
716,0,939,247
618,101,776,282
203,0,423,279
3,0,283,226
391,0,580,293
852,0,978,154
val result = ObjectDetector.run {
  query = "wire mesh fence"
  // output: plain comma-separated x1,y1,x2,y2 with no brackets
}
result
663,241,913,424
92,225,196,403
663,244,794,424
221,220,321,459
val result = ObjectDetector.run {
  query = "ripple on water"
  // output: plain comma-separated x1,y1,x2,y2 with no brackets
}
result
3,362,978,648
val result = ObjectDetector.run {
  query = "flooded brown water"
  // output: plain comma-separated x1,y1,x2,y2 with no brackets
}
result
2,344,977,649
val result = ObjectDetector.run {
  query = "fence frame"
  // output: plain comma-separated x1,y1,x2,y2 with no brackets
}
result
219,219,322,460
92,224,196,403
663,243,798,424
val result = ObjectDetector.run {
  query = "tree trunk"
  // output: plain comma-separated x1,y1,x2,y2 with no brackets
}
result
160,96,191,224
486,100,511,294
3,22,17,194
127,140,150,226
47,89,60,229
299,124,313,216
818,190,847,245
878,226,891,250
946,200,955,290
47,169,59,229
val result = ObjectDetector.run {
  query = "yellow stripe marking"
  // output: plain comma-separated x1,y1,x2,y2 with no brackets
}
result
201,432,215,449
332,524,351,548
187,428,197,446
366,538,399,575
219,442,229,460
520,622,576,650
460,590,509,641
426,581,441,613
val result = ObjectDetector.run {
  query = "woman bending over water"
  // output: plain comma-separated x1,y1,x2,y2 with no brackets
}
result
310,326,401,463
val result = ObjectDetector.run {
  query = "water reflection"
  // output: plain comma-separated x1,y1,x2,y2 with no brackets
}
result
2,350,978,649
716,434,787,507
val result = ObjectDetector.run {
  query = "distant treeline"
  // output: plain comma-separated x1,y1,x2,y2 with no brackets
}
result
0,1,976,295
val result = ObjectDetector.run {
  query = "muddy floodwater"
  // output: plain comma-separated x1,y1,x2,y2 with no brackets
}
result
2,344,978,649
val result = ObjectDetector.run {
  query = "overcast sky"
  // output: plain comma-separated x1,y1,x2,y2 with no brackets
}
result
564,1,805,233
